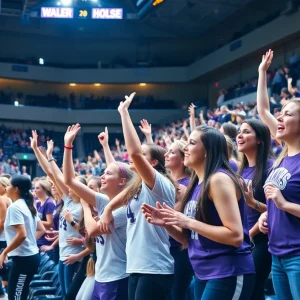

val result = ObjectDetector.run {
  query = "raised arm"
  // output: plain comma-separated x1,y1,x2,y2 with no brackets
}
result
257,50,278,138
98,127,115,165
63,124,97,207
118,93,156,189
139,119,154,144
188,103,196,132
46,140,69,196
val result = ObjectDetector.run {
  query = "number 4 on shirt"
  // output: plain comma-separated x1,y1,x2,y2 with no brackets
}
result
60,219,67,231
127,203,136,224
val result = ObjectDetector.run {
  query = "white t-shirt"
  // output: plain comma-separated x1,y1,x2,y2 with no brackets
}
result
59,195,83,261
0,198,12,242
4,199,39,257
94,192,128,283
126,171,175,274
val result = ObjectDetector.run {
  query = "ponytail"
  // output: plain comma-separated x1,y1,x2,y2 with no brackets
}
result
11,175,37,218
22,191,37,218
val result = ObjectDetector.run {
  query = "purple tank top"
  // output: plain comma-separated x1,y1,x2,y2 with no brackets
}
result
265,153,300,256
170,177,190,248
184,170,255,280
242,159,274,229
229,160,238,173
178,177,190,187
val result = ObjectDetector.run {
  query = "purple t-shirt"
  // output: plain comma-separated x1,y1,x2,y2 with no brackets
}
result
185,170,255,280
170,177,190,248
229,160,238,173
242,159,274,230
265,153,300,256
36,198,56,246
53,201,63,231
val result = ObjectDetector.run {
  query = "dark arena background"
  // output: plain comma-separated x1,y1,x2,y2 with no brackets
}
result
0,0,300,299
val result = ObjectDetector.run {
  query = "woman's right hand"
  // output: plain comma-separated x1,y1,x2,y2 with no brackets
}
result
258,49,273,73
64,124,81,147
40,245,54,252
98,127,109,146
46,140,54,159
258,212,268,234
30,130,38,150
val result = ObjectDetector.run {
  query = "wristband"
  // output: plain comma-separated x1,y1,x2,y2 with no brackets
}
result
64,145,73,150
48,158,55,162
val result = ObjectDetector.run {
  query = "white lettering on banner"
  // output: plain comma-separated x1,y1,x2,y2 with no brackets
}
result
41,7,74,18
92,8,123,19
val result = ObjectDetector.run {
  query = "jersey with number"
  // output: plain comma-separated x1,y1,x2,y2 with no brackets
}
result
126,170,175,274
94,193,128,282
59,195,83,261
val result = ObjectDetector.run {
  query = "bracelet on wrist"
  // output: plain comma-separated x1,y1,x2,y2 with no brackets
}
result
64,145,73,150
48,157,55,162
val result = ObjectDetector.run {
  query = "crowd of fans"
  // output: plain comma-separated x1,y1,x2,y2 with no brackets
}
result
0,90,176,110
217,52,300,103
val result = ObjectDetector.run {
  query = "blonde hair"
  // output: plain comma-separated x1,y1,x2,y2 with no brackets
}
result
86,256,95,277
224,135,235,158
273,99,300,168
173,140,187,152
0,177,9,188
37,179,54,198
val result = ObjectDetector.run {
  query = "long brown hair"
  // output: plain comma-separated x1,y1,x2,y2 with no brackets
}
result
180,126,243,231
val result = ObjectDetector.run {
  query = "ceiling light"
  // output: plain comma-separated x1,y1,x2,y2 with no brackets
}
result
69,83,76,86
94,83,101,86
139,83,147,86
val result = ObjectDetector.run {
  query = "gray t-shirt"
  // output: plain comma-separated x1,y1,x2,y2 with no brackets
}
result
126,171,175,274
94,192,128,282
5,199,39,257
59,195,83,261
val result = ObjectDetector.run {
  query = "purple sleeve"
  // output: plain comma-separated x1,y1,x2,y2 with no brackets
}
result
45,201,56,215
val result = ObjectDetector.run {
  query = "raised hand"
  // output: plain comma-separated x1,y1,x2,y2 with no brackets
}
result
64,124,81,147
118,92,136,113
139,119,152,136
46,140,54,159
98,127,109,146
115,138,120,147
188,103,196,118
258,49,273,73
30,130,38,150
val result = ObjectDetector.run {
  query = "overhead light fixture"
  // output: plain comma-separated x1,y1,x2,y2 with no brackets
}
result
39,58,44,65
139,83,147,86
69,83,76,86
94,83,101,86
57,1,61,5
61,0,72,6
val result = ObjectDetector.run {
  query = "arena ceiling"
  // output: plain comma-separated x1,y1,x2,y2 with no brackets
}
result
0,0,289,38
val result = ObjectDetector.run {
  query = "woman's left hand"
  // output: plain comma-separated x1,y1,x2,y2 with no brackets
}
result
0,252,7,269
64,254,79,265
161,203,192,229
264,184,287,209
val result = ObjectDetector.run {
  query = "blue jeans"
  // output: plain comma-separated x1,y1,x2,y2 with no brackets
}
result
272,255,300,300
169,246,194,300
58,260,80,299
194,274,255,300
